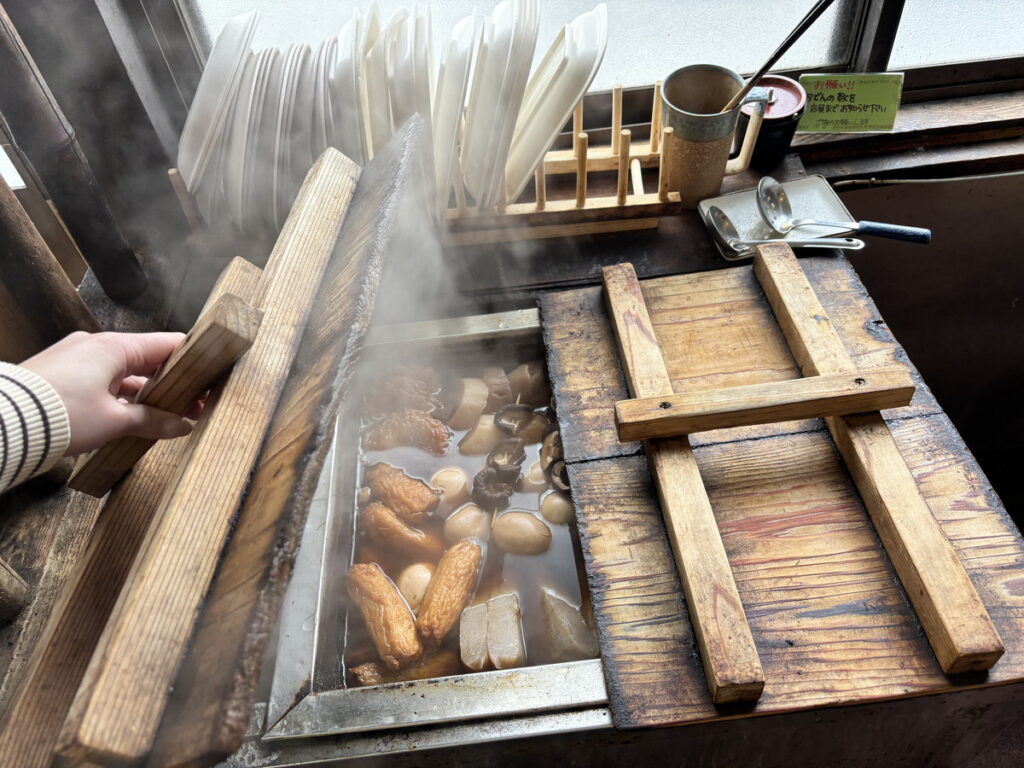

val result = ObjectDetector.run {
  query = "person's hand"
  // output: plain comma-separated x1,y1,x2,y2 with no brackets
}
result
20,331,195,455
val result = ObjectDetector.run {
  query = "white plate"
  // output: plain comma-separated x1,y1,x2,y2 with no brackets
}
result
358,3,382,160
332,13,364,163
240,47,274,233
250,47,282,234
386,8,414,133
311,40,330,160
288,46,316,197
480,0,539,208
461,1,515,203
432,11,480,212
177,11,258,190
412,4,434,128
273,44,303,227
505,4,607,201
222,50,258,229
364,8,395,155
321,37,338,156
332,13,363,162
698,174,857,260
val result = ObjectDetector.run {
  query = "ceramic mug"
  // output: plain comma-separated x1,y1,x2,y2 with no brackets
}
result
661,64,769,208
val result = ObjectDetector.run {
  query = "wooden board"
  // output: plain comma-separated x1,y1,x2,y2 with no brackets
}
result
0,258,261,768
615,366,915,441
601,262,763,703
54,149,360,765
753,243,1003,673
148,117,432,768
68,292,263,497
540,255,1024,729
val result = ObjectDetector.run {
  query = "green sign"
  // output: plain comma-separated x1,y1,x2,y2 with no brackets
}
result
796,73,904,133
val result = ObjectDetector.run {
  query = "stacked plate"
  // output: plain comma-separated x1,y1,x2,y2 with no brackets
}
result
177,3,608,235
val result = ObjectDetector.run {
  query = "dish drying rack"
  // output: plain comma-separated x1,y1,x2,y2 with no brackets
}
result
167,83,683,245
445,82,681,247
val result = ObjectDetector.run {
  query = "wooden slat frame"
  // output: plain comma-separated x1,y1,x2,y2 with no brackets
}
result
614,366,915,441
602,262,765,704
752,242,1004,674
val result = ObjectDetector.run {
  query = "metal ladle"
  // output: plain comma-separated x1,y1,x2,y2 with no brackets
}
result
756,177,932,243
707,206,865,260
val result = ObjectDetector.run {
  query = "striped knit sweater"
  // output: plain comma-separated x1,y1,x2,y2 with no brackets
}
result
0,362,70,492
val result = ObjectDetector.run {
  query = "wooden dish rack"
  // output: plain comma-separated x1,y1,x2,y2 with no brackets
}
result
445,82,682,247
167,83,682,246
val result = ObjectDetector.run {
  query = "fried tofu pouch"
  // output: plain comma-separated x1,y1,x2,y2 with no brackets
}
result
363,409,451,454
416,538,484,647
347,563,422,670
365,463,440,523
362,502,446,561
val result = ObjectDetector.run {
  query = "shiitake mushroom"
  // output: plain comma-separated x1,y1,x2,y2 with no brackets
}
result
494,404,532,434
494,404,546,444
472,465,517,512
540,430,563,472
549,459,570,492
486,438,526,473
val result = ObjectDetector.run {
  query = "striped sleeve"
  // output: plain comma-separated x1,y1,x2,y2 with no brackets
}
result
0,362,70,492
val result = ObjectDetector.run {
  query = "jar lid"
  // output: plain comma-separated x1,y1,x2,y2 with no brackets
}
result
741,74,807,120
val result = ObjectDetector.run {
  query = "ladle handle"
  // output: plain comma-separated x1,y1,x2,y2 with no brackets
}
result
856,221,932,244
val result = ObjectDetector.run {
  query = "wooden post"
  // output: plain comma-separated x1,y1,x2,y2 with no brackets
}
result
575,132,588,209
497,168,508,214
650,79,663,153
658,127,673,203
602,262,764,704
168,168,205,234
534,165,546,211
630,158,645,195
611,85,622,156
452,153,468,214
0,175,98,344
572,100,583,157
753,243,1005,674
0,5,147,303
617,129,631,205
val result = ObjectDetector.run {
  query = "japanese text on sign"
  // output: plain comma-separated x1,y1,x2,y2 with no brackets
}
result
796,73,904,133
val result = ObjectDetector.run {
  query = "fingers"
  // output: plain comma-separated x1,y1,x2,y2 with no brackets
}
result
116,403,195,441
117,375,149,400
111,332,186,376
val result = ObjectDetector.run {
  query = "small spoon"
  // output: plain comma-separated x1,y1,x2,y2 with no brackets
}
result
707,206,865,260
756,177,932,243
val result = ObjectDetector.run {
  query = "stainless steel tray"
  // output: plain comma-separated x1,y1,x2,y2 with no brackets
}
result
260,309,609,744
698,174,856,260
